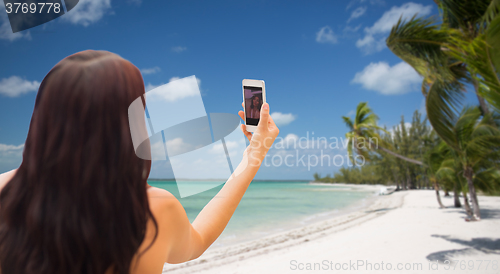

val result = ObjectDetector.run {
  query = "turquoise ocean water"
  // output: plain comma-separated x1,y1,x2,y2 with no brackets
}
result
148,180,376,248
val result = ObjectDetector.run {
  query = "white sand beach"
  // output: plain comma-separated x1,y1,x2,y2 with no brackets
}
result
162,187,500,274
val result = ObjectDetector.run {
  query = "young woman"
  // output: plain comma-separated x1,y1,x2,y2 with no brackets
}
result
0,50,279,274
249,94,262,119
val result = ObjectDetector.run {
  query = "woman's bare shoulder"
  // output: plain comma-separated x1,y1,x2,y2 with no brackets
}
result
146,186,181,214
147,186,176,200
0,169,17,193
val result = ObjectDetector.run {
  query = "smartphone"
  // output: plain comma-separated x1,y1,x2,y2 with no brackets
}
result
242,79,266,132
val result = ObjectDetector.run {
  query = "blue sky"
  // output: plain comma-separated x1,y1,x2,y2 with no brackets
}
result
0,0,481,179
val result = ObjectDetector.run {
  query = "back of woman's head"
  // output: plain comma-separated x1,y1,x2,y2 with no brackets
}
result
0,50,156,274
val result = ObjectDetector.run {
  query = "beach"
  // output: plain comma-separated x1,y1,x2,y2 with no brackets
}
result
162,186,500,274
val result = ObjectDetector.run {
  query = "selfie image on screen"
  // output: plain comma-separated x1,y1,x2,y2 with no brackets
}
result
244,86,263,126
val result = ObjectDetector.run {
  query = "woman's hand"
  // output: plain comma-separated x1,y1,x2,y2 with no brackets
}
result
238,102,279,166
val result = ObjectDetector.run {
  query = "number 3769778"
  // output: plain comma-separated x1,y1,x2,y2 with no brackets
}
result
5,3,62,14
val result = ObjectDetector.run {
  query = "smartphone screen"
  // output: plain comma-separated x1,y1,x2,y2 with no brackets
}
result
244,86,263,126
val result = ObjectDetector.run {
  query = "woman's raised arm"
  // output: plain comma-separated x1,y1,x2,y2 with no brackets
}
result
163,103,278,263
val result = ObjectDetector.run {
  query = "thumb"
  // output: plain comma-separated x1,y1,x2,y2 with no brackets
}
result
259,103,269,129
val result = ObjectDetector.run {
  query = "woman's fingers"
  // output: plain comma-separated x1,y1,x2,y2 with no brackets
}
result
258,103,270,130
239,103,252,141
240,124,252,141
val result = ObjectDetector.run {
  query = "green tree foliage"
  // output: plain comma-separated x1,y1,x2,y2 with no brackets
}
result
342,102,426,166
383,0,500,221
317,110,434,188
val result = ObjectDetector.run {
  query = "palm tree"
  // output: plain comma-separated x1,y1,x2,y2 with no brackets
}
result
387,1,500,160
436,156,474,215
440,106,500,220
386,0,500,220
436,140,500,218
313,173,321,181
387,0,500,120
342,102,426,166
425,141,448,208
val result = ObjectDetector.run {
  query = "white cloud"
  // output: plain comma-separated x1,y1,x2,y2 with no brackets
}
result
282,133,299,147
356,2,432,54
419,98,426,115
348,6,367,22
141,66,161,75
0,76,40,97
0,144,24,152
146,76,201,92
169,76,201,86
367,3,432,34
0,8,31,41
270,112,296,126
0,143,23,173
209,140,244,158
145,76,202,101
171,46,187,53
145,83,159,92
344,24,362,33
355,34,386,53
62,0,112,27
346,0,359,10
165,138,194,156
273,133,299,150
352,61,422,95
346,110,356,116
316,26,338,44
347,0,384,10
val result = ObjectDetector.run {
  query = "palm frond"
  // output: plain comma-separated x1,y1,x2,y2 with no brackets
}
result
481,0,500,28
426,79,463,149
437,0,491,31
474,168,500,194
342,116,354,131
446,22,500,112
387,16,455,82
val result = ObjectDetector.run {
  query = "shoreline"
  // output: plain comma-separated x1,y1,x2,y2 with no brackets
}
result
211,183,383,248
162,183,394,273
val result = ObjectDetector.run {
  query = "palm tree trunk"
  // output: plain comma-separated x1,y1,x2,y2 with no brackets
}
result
464,167,481,220
463,193,473,217
391,169,400,190
433,180,445,208
453,184,461,208
409,170,416,189
472,78,490,115
368,139,426,166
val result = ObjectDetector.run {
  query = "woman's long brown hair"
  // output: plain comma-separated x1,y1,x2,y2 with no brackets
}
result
0,50,157,274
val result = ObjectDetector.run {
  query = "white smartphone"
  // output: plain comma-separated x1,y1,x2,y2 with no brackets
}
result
242,79,266,132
